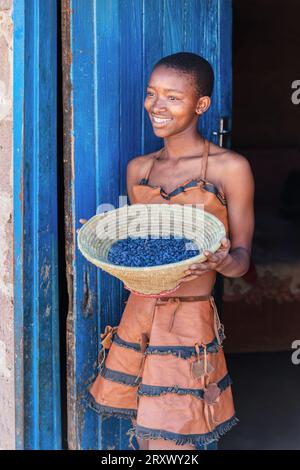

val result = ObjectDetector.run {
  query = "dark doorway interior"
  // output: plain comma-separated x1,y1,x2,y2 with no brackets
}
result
224,0,300,354
220,351,300,450
221,0,300,449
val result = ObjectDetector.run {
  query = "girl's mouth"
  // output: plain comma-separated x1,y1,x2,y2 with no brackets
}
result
151,114,173,127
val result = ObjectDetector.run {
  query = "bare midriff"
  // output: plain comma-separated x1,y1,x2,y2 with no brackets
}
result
159,270,217,298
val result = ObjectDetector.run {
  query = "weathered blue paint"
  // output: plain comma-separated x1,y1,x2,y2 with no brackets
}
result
13,0,61,450
67,0,232,449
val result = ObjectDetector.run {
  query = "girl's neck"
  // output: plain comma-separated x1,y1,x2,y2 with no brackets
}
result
163,129,205,160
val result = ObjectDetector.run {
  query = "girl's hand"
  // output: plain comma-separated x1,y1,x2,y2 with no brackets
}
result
179,237,231,283
76,218,88,234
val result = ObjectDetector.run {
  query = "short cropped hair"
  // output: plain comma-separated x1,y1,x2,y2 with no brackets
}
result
153,52,214,98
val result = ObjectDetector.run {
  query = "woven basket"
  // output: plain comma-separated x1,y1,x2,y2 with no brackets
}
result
77,204,225,295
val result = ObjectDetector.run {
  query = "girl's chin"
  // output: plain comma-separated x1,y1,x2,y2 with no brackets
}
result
153,128,169,137
152,126,177,138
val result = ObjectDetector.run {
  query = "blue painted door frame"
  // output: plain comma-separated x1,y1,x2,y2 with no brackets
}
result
63,0,232,450
13,0,61,449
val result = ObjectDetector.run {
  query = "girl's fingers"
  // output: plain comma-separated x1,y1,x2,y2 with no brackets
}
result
189,263,204,270
221,237,231,248
189,263,210,272
188,270,208,277
77,218,88,233
181,270,208,282
179,274,199,283
204,255,219,264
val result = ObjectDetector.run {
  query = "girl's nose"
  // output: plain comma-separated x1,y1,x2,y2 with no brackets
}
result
151,98,167,114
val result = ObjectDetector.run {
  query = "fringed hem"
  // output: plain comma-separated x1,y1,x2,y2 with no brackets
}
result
84,392,137,419
128,415,239,448
113,333,222,359
100,366,142,386
110,332,223,360
138,373,233,399
145,338,220,359
113,334,141,352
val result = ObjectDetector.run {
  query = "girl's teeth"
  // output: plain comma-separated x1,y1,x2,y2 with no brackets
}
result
153,116,171,123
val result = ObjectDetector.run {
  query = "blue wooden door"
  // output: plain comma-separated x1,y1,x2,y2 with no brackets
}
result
13,0,61,449
63,0,232,450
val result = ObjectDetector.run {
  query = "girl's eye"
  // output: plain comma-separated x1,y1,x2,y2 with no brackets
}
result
168,96,178,100
146,91,154,97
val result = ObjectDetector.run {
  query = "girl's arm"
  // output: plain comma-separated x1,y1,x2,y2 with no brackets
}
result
181,153,255,280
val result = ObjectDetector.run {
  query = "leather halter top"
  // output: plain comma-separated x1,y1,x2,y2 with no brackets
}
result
131,139,229,237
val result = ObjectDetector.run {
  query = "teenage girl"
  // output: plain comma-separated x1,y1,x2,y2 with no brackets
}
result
83,52,254,451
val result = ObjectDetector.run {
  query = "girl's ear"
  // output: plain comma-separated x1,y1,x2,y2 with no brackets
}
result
195,96,211,115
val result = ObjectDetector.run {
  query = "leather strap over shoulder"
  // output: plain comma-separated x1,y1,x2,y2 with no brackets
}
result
200,139,210,181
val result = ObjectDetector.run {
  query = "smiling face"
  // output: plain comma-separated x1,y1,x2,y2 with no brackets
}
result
144,65,210,138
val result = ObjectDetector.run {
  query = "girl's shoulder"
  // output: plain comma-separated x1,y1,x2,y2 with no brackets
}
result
126,150,160,182
209,142,251,173
206,142,253,198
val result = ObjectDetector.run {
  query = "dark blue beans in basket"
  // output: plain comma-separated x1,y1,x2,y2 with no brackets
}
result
108,235,200,267
77,204,226,295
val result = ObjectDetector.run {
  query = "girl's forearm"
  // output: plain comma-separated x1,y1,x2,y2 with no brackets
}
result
216,247,250,278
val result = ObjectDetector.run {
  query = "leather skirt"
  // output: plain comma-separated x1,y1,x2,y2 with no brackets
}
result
85,292,238,449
